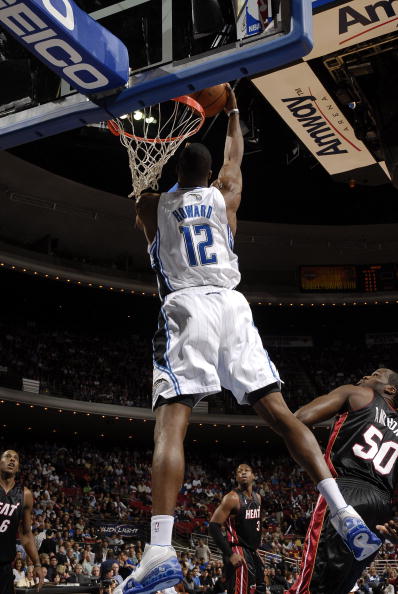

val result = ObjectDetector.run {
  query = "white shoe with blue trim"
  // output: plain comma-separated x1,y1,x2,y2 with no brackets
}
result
113,544,182,594
330,505,382,561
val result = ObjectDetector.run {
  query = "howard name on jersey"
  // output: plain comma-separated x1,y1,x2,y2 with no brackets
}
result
149,187,241,299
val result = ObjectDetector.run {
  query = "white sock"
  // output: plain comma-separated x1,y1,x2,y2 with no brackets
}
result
317,478,348,516
151,515,174,546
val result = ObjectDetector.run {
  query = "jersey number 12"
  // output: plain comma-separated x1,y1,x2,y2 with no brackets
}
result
180,224,217,267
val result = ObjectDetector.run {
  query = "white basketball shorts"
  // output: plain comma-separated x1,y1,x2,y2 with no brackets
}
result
152,285,282,408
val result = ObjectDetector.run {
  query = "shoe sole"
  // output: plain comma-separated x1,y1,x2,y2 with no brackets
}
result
124,566,183,594
344,528,382,562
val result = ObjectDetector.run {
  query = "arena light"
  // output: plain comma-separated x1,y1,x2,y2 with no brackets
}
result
133,111,143,121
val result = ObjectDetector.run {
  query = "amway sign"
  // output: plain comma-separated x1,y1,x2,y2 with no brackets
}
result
308,0,398,60
253,62,377,175
0,0,129,94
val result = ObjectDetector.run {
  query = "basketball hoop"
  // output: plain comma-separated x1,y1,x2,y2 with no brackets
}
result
107,96,205,198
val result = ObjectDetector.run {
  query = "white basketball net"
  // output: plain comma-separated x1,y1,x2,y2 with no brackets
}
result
108,97,205,198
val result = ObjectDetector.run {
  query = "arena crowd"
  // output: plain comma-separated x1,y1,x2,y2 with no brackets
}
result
1,315,398,413
2,441,397,592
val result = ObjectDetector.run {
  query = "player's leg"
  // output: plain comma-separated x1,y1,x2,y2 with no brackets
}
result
116,290,222,594
0,563,14,594
221,290,381,562
115,401,191,594
253,553,266,594
252,389,332,483
250,391,381,560
151,401,191,516
288,496,351,594
289,484,386,594
225,547,249,594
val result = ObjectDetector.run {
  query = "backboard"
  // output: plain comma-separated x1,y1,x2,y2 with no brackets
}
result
0,0,312,149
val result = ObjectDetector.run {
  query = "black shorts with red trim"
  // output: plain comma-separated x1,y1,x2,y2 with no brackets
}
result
0,562,14,594
289,478,391,594
225,546,266,594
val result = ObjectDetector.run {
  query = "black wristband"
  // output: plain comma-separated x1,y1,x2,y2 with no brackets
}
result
209,522,233,558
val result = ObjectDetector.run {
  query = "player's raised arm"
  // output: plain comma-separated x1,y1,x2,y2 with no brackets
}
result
135,192,160,245
294,384,375,426
213,85,244,236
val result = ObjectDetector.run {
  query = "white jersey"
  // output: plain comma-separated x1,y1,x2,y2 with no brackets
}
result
149,186,241,299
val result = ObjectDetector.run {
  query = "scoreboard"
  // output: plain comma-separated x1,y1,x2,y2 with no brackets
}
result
300,265,398,293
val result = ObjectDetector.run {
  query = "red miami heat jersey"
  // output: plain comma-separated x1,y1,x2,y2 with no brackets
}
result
0,483,24,563
226,488,261,551
328,393,398,494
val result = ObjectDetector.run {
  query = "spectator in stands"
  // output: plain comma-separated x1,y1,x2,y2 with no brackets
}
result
200,569,213,592
68,563,91,585
213,573,228,594
40,566,50,583
195,538,211,564
47,556,59,581
366,566,381,591
111,562,123,585
12,558,26,583
91,565,101,582
81,550,94,575
39,529,56,555
183,569,196,594
15,565,37,587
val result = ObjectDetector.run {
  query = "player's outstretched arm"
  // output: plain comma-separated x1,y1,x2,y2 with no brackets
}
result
295,384,374,426
20,488,44,591
213,85,243,236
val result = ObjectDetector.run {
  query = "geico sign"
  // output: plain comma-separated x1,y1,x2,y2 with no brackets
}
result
0,0,112,92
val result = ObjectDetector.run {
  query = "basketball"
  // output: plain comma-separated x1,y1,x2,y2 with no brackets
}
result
190,84,229,118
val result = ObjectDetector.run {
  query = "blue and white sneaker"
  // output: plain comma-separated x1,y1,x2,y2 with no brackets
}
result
330,505,382,561
114,544,183,594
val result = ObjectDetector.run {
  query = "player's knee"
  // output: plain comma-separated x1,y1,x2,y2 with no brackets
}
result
154,404,190,442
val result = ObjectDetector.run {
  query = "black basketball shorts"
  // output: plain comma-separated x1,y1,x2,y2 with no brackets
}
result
0,563,15,594
289,478,391,594
225,545,266,594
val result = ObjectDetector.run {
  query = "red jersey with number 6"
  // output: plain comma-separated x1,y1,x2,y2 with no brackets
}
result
328,393,398,494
